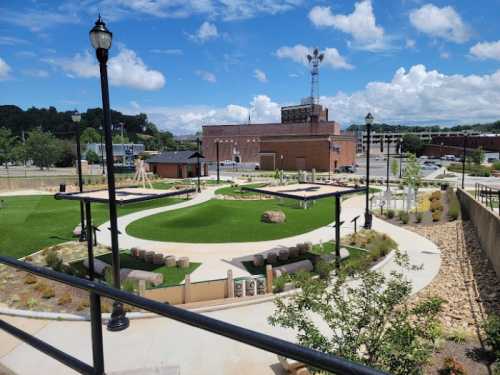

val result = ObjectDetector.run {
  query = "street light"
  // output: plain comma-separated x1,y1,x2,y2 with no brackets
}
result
462,133,467,189
90,15,129,332
214,139,220,184
71,111,86,242
364,112,374,229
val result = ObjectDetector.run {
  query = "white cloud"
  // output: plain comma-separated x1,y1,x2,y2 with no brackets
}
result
440,51,450,59
319,64,500,125
149,49,183,55
405,39,416,49
121,95,281,134
0,36,28,45
44,48,165,90
308,1,386,51
0,57,12,80
275,45,353,70
470,40,500,61
0,8,79,32
409,4,470,43
189,21,219,43
254,69,268,83
22,69,49,78
196,70,217,83
72,0,302,22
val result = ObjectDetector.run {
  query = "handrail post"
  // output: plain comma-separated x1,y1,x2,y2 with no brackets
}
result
85,201,105,374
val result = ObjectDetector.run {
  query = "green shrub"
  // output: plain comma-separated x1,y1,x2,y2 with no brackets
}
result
415,212,423,223
483,314,500,358
387,209,395,219
430,191,442,201
430,200,443,212
441,356,467,375
398,211,409,224
447,328,468,344
45,250,63,272
493,161,500,171
432,210,442,222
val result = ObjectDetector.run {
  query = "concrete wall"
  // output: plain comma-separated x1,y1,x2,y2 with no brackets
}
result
457,188,500,279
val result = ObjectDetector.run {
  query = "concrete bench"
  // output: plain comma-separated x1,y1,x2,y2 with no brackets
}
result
273,260,314,278
278,356,310,375
120,268,164,287
83,258,109,276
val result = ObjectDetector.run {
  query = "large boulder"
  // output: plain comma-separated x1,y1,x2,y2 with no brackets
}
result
261,210,286,224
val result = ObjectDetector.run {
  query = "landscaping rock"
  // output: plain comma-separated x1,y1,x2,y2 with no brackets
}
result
261,210,286,224
273,260,314,277
289,247,299,259
253,254,264,267
138,249,147,260
304,242,313,253
153,253,164,265
278,249,289,262
130,247,140,258
296,243,307,255
266,252,278,265
83,258,109,276
121,269,164,287
164,256,176,268
177,257,189,269
145,251,155,264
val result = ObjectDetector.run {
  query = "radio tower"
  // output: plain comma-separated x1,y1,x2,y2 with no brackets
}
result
306,48,324,105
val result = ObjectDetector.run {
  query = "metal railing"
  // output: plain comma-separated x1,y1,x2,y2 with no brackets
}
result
474,183,500,215
0,256,386,375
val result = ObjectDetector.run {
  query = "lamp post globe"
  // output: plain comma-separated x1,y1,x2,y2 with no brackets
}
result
364,112,374,229
90,16,129,332
89,16,112,50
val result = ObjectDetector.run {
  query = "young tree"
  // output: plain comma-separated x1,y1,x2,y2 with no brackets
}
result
0,127,16,168
86,149,100,164
26,129,62,169
401,134,424,155
468,146,485,166
391,158,399,178
269,254,443,375
80,127,101,146
54,140,76,168
403,153,422,209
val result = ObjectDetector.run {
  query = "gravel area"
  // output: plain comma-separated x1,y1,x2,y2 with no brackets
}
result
408,219,500,336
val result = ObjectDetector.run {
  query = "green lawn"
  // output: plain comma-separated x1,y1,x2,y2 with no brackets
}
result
127,197,336,243
214,183,267,197
0,195,181,259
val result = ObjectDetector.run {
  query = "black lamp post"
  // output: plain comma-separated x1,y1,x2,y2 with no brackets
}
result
385,139,391,192
364,112,373,229
71,111,86,242
90,15,129,332
99,125,105,175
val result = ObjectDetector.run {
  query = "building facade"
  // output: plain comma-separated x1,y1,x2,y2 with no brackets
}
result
202,104,355,171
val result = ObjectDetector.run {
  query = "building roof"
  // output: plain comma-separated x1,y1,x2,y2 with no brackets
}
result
146,150,202,164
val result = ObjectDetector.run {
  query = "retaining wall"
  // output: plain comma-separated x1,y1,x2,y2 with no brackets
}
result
457,188,500,280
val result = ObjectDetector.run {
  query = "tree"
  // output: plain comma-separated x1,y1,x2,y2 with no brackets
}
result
86,149,100,164
401,134,424,155
391,158,399,178
112,134,129,144
0,127,16,168
269,254,443,375
403,153,421,190
468,146,485,166
11,143,27,165
26,129,62,169
80,127,101,146
54,140,76,168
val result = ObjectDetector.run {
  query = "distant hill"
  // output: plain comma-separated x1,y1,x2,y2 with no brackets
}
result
345,121,500,133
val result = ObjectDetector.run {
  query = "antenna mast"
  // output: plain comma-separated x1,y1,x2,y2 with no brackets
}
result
306,48,324,105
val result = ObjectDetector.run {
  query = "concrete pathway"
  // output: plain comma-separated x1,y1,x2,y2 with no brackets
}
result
1,192,441,375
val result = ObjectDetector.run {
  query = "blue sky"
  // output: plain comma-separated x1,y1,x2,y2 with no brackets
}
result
1,0,500,134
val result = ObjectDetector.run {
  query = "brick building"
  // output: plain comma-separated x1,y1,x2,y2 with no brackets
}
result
202,104,356,171
423,135,500,158
147,151,208,178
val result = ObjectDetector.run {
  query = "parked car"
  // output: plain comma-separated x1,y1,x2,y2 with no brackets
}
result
335,165,356,173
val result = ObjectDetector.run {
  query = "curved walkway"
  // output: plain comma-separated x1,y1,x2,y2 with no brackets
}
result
1,191,441,375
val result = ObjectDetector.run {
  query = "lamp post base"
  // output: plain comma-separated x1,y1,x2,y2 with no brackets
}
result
364,211,372,229
78,229,87,242
107,302,129,332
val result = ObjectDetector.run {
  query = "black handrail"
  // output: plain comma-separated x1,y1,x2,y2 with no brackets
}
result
0,255,387,375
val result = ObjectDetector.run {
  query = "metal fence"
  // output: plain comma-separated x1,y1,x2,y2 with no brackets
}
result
474,183,500,215
0,255,386,375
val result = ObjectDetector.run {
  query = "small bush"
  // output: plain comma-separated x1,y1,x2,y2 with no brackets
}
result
430,191,442,201
493,161,500,171
432,210,442,222
447,328,468,344
441,356,467,375
415,212,423,223
398,211,409,224
41,286,55,299
386,209,395,219
57,292,72,306
24,274,37,284
430,200,443,212
76,300,89,311
45,250,63,271
34,281,48,292
26,298,38,309
483,314,500,358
